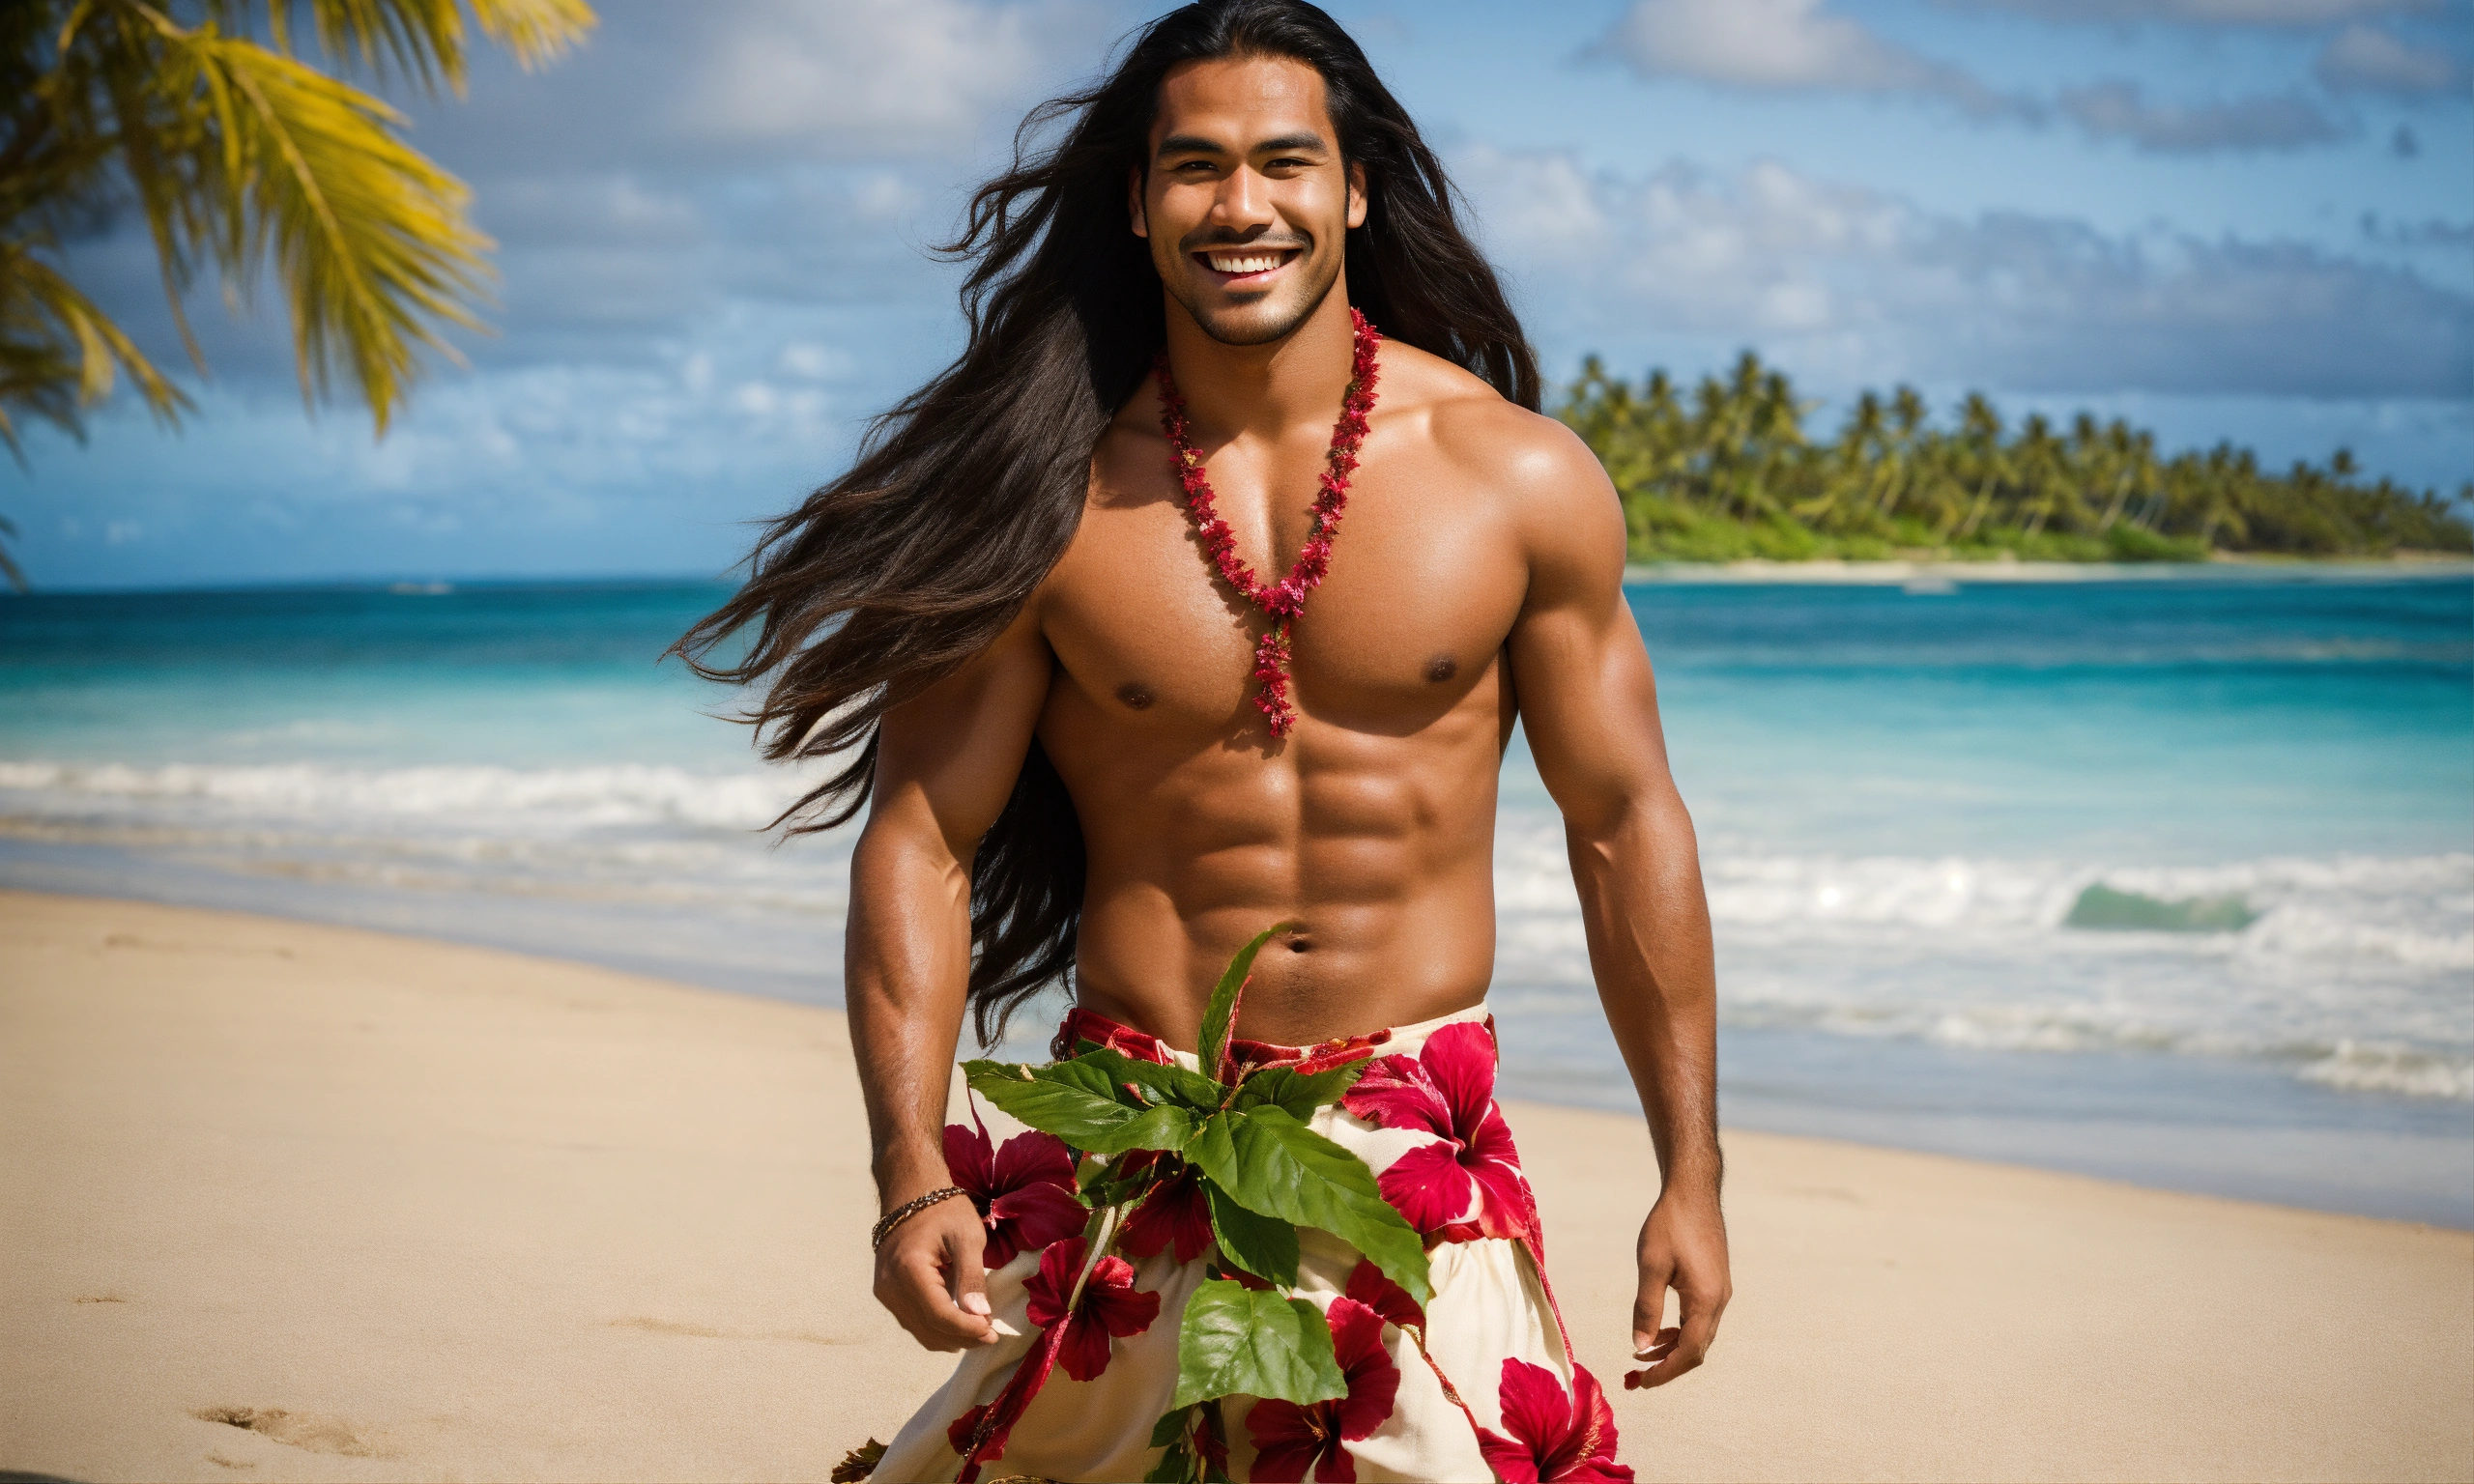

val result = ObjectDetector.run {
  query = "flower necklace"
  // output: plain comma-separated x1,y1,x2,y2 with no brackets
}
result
1153,307,1382,739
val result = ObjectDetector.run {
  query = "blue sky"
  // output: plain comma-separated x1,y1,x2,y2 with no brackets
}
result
7,0,2469,588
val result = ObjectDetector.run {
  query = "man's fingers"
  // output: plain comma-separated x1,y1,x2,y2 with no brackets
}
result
872,1211,998,1353
1631,1287,1723,1387
1631,1262,1673,1355
898,1247,993,1347
946,1224,994,1325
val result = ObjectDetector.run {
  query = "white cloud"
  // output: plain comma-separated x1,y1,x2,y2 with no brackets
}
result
1456,147,2472,397
2059,81,2351,151
1598,0,2030,118
676,0,1050,157
2316,23,2465,94
1942,0,2437,26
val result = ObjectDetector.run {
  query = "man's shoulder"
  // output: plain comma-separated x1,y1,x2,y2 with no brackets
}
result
1379,341,1604,490
1379,342,1619,543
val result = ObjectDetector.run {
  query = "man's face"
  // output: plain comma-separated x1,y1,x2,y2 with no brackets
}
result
1134,54,1367,348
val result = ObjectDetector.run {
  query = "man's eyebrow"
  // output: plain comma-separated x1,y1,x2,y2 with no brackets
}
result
1154,131,1334,158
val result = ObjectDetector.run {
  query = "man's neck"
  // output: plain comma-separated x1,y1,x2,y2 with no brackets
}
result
1160,286,1361,443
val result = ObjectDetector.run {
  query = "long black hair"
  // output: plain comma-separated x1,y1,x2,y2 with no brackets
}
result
673,0,1537,1045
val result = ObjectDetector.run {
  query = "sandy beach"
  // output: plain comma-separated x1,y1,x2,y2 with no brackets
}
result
2,890,2467,1483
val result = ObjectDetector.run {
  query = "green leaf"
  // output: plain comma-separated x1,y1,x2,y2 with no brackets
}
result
1203,1179,1299,1287
1172,1278,1344,1410
1099,1103,1198,1156
1148,1409,1190,1449
963,1059,1192,1155
1079,1046,1225,1112
1186,1108,1431,1307
1231,1060,1369,1120
1196,923,1291,1084
1142,1438,1189,1484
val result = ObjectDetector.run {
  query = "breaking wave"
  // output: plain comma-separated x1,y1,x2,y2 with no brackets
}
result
1493,810,2474,1099
4,761,2467,1100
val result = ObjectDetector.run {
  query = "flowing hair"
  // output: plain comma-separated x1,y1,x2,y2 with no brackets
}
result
672,0,1537,1045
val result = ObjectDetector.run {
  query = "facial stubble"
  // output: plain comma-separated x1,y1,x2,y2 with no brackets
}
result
1161,231,1345,349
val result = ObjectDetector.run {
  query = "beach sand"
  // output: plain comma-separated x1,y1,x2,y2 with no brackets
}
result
3,891,2467,1483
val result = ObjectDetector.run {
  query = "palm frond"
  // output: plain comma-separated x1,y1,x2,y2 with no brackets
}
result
0,512,25,592
135,5,495,430
0,238,189,459
252,0,594,92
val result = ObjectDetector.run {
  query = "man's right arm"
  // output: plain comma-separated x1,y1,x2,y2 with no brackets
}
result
847,601,1054,1352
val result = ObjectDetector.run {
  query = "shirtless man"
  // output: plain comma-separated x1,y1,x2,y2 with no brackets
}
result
683,3,1725,1476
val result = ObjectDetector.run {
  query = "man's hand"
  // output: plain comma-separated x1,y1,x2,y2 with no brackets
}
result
1629,1186,1731,1387
873,1193,1000,1352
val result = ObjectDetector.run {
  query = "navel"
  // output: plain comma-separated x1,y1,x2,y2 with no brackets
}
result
1424,655,1458,684
1115,681,1156,711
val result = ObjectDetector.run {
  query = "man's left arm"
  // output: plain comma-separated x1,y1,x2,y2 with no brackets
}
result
1500,418,1730,1388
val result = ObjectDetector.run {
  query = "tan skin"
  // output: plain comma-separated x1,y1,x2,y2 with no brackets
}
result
849,55,1729,1394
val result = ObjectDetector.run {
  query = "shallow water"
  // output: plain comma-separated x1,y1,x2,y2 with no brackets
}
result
3,571,2467,1224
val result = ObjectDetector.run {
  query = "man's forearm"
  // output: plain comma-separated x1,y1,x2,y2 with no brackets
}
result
845,826,977,1204
1566,792,1721,1192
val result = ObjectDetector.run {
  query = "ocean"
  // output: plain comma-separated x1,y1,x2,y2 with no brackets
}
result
3,569,2468,1225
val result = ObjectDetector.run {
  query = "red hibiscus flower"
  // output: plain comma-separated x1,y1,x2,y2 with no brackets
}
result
1115,1151,1218,1265
1342,1258,1424,1332
1051,1006,1173,1065
1021,1236,1161,1383
947,1403,992,1457
1475,1359,1631,1483
1244,1297,1400,1482
943,1114,1085,1271
1338,1021,1532,1243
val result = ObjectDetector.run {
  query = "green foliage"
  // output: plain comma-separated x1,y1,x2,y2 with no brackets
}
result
1171,1278,1345,1411
962,1057,1195,1156
1144,1405,1233,1484
0,0,595,586
964,926,1430,1437
1183,1106,1428,1306
1230,1061,1368,1120
1204,1177,1300,1286
1561,353,2473,564
1197,922,1286,1081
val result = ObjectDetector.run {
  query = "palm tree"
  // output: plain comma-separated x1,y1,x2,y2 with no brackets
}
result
1950,392,2009,540
1,0,596,587
1557,356,2470,561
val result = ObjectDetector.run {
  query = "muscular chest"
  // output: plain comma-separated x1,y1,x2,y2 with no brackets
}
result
1040,429,1526,736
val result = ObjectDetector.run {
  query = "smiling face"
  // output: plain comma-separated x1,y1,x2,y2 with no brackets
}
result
1133,54,1367,348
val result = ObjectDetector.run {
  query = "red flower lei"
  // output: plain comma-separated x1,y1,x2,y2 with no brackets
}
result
1153,308,1382,738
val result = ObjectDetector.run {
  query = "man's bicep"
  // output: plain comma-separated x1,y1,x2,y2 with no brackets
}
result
866,603,1054,857
1506,439,1679,825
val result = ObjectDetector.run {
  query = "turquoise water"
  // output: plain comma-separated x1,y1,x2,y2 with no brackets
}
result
2,571,2468,1223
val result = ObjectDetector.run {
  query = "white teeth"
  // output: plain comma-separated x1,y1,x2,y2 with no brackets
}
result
1206,252,1286,274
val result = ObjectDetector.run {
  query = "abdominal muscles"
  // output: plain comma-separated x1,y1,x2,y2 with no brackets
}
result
1064,726,1505,1049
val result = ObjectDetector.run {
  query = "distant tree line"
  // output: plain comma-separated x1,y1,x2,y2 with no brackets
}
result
1559,353,2474,563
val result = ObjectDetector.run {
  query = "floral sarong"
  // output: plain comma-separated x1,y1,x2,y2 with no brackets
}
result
863,1003,1628,1483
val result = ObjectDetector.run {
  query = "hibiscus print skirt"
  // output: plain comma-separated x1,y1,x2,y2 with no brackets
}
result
865,1003,1629,1483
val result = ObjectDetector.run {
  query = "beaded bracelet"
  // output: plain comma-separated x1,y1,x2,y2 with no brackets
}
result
871,1185,969,1250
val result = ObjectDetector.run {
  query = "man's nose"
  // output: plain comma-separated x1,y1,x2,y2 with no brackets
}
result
1209,166,1276,232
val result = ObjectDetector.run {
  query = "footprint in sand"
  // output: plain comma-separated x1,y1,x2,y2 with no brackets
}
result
192,1406,388,1459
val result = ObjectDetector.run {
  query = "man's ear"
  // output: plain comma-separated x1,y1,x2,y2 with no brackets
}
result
1346,161,1367,230
1130,166,1149,239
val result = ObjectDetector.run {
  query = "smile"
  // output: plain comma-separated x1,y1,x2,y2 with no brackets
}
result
1197,247,1300,282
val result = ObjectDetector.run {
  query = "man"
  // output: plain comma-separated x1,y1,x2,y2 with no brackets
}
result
680,3,1725,1478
